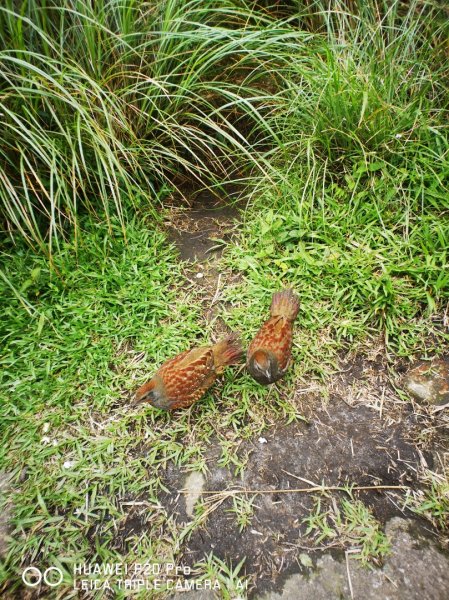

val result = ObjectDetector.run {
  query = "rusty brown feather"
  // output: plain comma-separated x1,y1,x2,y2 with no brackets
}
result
134,333,243,410
247,289,300,385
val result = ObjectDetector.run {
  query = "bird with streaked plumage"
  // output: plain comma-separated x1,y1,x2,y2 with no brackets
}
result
246,289,300,385
134,333,243,410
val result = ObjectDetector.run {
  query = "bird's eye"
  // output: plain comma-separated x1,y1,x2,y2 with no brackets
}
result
135,389,154,403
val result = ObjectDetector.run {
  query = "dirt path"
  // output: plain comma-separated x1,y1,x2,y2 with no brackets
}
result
164,183,244,334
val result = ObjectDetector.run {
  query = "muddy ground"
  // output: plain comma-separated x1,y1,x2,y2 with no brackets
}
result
161,400,427,577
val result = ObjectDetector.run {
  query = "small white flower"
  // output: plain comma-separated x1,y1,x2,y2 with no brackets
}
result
395,133,402,139
63,460,76,469
258,437,268,444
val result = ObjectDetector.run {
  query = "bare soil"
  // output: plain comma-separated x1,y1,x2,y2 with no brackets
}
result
164,183,242,263
160,395,437,596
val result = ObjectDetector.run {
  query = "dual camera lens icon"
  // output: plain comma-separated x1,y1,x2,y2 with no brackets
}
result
22,566,63,587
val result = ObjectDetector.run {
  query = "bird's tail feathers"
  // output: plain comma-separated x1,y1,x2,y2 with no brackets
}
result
270,289,300,321
212,333,244,369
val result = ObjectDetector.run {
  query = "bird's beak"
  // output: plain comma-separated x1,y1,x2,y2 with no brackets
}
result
132,395,145,407
132,388,152,407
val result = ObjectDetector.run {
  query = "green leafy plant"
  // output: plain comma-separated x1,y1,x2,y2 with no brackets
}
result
413,471,449,531
303,495,391,564
227,494,258,532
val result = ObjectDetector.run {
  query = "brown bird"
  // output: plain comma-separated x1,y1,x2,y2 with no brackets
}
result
247,289,300,385
134,333,243,410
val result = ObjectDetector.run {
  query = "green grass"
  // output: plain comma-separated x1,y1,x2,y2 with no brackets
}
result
0,213,202,595
221,156,449,369
0,212,300,597
0,0,306,252
412,469,449,532
303,494,391,565
1,0,449,597
193,554,249,600
220,0,449,367
227,494,258,532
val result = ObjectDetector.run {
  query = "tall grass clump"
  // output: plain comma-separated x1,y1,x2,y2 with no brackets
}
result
0,0,307,253
225,0,449,356
275,0,449,164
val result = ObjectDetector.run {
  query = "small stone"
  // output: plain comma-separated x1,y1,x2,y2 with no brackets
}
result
258,437,268,444
41,436,50,445
183,471,205,517
196,272,204,279
42,422,50,433
403,359,449,406
299,553,313,568
18,468,28,483
63,460,76,469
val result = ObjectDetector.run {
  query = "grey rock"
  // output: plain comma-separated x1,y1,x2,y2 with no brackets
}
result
256,517,449,600
183,471,205,518
403,359,449,406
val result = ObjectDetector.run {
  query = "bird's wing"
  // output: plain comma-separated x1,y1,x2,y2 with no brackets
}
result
175,346,211,368
159,349,190,371
248,317,280,354
159,346,215,400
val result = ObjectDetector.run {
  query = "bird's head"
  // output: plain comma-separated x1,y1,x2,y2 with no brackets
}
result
248,349,279,385
134,378,166,408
